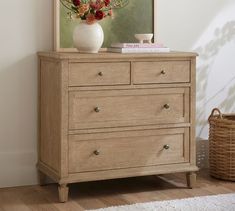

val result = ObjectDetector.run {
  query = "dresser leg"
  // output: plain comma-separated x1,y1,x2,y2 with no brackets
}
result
186,172,196,188
58,184,69,202
38,171,47,186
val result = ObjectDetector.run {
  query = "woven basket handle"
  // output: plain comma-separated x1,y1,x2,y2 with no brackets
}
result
209,108,223,119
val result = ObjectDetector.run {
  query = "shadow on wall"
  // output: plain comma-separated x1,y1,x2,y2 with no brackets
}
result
195,20,235,139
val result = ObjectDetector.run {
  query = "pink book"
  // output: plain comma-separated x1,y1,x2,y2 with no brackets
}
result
111,43,165,48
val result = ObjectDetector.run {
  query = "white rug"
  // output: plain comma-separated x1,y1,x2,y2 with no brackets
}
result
88,193,235,211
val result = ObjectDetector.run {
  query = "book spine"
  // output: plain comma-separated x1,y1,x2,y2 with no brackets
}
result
111,43,164,48
121,48,170,53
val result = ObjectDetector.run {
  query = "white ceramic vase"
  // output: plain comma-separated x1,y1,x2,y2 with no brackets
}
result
73,22,104,53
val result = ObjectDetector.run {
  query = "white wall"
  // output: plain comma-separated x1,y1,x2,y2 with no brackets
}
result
0,0,234,188
157,0,235,168
157,0,235,140
0,0,53,187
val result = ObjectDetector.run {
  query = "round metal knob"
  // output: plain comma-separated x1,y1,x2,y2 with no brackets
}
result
94,150,100,155
163,145,170,150
98,72,103,76
161,70,166,75
94,107,100,113
163,104,170,109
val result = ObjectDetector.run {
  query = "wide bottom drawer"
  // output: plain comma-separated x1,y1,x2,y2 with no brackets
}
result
69,128,189,173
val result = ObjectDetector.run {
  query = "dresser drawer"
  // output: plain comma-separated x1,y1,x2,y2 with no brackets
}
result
69,62,130,86
133,61,190,84
68,128,189,173
69,88,189,130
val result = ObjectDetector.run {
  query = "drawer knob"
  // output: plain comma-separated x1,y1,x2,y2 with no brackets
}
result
98,72,103,76
94,107,101,113
161,70,166,75
163,145,170,150
163,104,170,109
94,150,100,155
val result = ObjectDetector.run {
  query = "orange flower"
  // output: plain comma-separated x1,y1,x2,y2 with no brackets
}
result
78,3,89,16
86,13,96,25
100,2,106,8
108,9,113,17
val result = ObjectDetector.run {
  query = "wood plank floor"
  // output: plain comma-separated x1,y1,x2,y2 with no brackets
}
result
0,170,234,211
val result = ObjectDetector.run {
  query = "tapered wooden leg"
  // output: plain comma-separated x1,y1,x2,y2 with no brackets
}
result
186,172,196,188
38,171,47,186
58,184,69,203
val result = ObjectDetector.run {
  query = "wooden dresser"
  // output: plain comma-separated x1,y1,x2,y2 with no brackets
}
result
37,51,198,202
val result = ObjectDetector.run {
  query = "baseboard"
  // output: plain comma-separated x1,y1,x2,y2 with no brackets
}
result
196,139,209,169
0,150,38,188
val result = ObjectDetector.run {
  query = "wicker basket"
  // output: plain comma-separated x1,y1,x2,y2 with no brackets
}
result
208,108,235,181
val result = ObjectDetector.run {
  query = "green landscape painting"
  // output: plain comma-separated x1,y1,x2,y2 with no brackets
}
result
60,0,154,48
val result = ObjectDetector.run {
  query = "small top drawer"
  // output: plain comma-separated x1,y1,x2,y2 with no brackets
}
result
69,62,130,86
133,61,190,84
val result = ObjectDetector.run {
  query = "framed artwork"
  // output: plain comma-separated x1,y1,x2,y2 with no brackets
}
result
54,0,157,51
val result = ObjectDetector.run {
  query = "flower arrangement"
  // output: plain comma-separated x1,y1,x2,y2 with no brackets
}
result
60,0,128,25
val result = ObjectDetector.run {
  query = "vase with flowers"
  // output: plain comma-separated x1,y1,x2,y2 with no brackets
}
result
60,0,126,53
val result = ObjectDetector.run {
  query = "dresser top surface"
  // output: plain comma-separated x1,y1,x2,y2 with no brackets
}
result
38,51,198,60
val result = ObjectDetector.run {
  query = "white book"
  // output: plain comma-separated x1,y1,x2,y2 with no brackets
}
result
111,43,164,48
108,47,170,53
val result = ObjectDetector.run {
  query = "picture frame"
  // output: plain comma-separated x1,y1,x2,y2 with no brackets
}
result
54,0,157,52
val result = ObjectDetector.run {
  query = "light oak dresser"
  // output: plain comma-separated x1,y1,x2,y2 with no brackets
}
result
37,51,198,202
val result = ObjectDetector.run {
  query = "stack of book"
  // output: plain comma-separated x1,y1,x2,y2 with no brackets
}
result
108,43,170,53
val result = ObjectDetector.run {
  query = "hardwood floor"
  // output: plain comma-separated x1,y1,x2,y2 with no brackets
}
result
0,170,234,211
